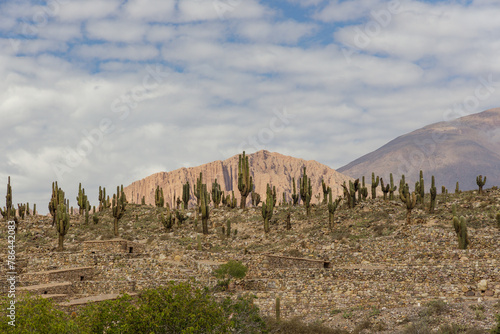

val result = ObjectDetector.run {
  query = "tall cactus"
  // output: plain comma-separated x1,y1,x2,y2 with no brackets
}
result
200,183,210,234
476,175,486,194
371,173,379,199
455,181,460,194
388,173,397,200
76,183,87,215
419,170,425,206
155,185,164,208
342,179,359,209
429,175,437,213
55,190,70,251
299,167,312,215
194,172,203,206
17,203,26,220
112,185,126,237
453,216,469,249
262,184,274,233
321,179,330,205
98,186,108,211
291,177,299,205
328,189,341,230
237,151,253,209
5,176,13,221
211,179,222,208
358,176,368,201
49,181,61,226
182,181,190,210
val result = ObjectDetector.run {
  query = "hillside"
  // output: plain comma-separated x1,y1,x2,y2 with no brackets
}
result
338,108,500,191
124,150,353,207
3,186,500,333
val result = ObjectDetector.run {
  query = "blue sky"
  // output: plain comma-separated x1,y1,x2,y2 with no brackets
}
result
1,0,500,213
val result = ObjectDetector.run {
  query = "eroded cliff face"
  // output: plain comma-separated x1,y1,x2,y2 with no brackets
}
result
124,150,354,208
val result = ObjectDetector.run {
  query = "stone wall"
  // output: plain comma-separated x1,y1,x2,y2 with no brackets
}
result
82,239,145,254
265,254,330,269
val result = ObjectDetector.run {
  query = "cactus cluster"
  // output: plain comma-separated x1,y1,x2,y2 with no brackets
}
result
98,186,110,211
237,151,253,209
155,185,164,208
251,191,261,206
211,179,223,208
76,183,89,215
342,179,359,209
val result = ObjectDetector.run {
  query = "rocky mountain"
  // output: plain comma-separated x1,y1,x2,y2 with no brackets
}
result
124,150,353,208
338,108,500,191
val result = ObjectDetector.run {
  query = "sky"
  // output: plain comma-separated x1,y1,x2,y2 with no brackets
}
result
1,0,500,214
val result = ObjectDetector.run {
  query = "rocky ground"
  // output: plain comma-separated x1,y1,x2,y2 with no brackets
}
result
1,188,500,333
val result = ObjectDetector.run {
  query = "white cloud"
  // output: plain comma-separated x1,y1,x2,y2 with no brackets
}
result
73,43,159,61
57,0,122,22
86,20,148,43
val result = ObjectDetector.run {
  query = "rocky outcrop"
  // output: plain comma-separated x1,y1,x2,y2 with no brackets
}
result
124,150,353,208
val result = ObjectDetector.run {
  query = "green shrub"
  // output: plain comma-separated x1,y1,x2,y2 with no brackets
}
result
492,313,500,334
0,294,78,334
213,260,248,289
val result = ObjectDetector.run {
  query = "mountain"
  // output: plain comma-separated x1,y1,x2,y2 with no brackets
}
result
338,108,500,191
124,150,353,207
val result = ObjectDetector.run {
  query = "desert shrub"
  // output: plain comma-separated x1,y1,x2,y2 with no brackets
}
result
213,260,248,290
403,320,431,334
0,294,78,334
419,299,448,318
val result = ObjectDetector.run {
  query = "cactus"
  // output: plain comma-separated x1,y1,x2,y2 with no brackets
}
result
442,186,446,194
182,181,190,210
299,167,312,215
358,176,368,201
419,170,425,206
238,151,253,209
211,179,223,208
286,211,291,230
291,177,299,205
371,173,379,199
230,191,237,209
55,191,70,251
226,220,231,237
76,183,88,215
155,185,164,208
262,184,274,233
380,178,390,201
476,175,486,194
251,191,261,206
26,202,30,216
5,176,13,221
200,183,210,234
98,186,108,211
176,209,187,226
112,185,126,237
194,172,203,206
322,179,330,205
342,179,359,209
160,207,174,231
455,181,460,194
17,203,26,220
275,296,281,322
495,212,500,229
388,173,397,200
453,216,468,249
328,189,341,230
92,214,99,224
141,196,146,205
85,201,90,224
429,175,437,213
49,181,62,226
33,203,36,216
400,182,416,224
